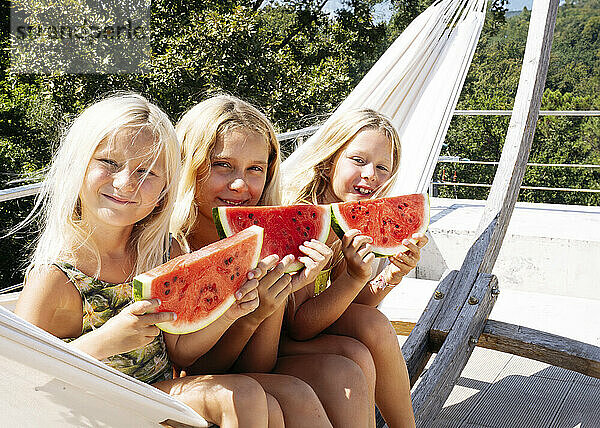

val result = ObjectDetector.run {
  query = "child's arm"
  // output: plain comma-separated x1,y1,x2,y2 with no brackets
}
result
354,233,428,306
286,229,374,341
16,265,175,360
232,240,333,373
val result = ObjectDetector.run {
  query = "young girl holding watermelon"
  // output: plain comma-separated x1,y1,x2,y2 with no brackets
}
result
14,93,294,428
280,108,429,428
170,94,375,427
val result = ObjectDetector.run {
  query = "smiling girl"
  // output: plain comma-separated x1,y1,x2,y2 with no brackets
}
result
170,95,373,427
14,93,295,428
280,108,429,428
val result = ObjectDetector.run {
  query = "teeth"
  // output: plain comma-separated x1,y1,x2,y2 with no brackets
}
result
356,187,372,195
223,199,245,206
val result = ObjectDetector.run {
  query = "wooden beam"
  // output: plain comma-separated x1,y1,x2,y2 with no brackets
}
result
479,320,600,379
394,320,600,379
431,0,559,339
411,274,499,425
401,270,457,386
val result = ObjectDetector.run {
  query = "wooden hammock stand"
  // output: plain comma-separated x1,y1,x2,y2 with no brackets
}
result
381,0,600,426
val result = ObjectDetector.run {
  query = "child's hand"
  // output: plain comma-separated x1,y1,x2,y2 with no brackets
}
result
224,276,261,322
342,229,375,282
245,254,294,323
385,233,429,285
99,299,176,358
290,240,333,292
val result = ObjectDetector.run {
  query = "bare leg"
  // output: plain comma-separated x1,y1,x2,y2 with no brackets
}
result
275,354,373,428
153,374,269,428
327,303,415,428
266,392,285,428
280,333,377,424
247,373,332,428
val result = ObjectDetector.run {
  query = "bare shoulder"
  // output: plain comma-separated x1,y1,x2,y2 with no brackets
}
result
15,265,83,336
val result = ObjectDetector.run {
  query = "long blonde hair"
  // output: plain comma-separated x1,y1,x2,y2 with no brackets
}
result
171,95,281,247
281,108,401,205
28,93,181,277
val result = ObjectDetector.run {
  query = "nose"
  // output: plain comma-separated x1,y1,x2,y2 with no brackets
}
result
361,163,376,181
113,168,137,192
229,177,249,192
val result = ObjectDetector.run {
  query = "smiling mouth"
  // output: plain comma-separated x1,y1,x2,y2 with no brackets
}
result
354,186,374,196
218,198,250,206
103,194,134,204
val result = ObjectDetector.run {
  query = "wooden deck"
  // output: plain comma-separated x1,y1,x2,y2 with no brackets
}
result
409,339,600,428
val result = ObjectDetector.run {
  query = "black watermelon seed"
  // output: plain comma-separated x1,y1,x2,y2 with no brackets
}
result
311,212,316,218
383,220,386,225
297,211,302,215
236,272,239,277
230,275,235,281
249,213,254,219
164,289,170,295
224,259,229,265
401,213,405,217
404,203,409,207
292,218,297,222
395,225,399,228
352,215,356,219
253,220,259,225
164,281,170,287
365,211,369,215
173,276,178,282
305,226,310,230
229,257,234,263
303,232,308,237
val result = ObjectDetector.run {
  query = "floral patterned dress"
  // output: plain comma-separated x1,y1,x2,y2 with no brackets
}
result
55,262,172,384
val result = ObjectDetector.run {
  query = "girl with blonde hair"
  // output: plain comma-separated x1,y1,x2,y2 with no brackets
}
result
280,108,429,428
171,94,374,427
15,93,287,427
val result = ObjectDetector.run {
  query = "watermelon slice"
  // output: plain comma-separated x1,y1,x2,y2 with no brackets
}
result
213,205,331,273
331,194,430,257
132,225,263,334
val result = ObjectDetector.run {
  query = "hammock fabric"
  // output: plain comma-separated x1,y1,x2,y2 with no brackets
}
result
282,0,487,196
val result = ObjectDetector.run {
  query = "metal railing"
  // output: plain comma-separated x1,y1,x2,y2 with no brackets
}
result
1,110,599,202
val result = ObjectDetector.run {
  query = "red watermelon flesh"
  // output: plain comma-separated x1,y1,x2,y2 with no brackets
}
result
331,194,429,256
132,225,263,334
213,205,331,273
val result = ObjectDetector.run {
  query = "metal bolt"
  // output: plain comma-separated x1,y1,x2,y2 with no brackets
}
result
469,336,479,345
491,286,500,296
468,296,479,305
434,290,445,300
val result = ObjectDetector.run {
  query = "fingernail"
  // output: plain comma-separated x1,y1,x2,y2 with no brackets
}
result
247,271,254,279
235,292,242,299
304,241,310,245
172,313,177,320
156,299,161,305
403,239,409,245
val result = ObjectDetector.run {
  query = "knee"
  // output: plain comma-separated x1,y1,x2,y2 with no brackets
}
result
218,375,268,415
354,306,397,347
281,375,324,413
335,337,376,383
320,355,369,397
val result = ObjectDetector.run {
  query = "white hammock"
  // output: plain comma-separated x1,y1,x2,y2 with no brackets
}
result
0,0,485,425
283,0,487,195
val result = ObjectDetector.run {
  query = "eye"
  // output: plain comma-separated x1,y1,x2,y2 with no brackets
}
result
351,157,365,165
136,168,156,177
99,158,118,168
377,165,390,172
249,165,264,173
213,161,231,169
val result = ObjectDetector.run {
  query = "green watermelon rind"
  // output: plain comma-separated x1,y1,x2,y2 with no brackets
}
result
213,205,331,274
132,225,264,335
330,194,430,257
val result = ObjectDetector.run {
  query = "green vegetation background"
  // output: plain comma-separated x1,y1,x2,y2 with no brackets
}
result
1,0,598,286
